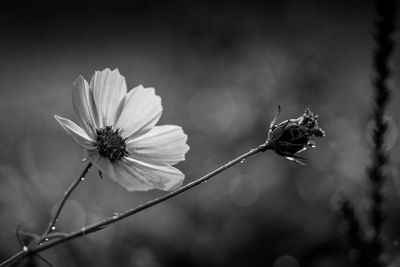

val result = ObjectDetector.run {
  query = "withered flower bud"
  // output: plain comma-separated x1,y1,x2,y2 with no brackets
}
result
266,106,325,165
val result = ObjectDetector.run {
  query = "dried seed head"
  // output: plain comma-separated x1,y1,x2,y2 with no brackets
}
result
266,107,325,165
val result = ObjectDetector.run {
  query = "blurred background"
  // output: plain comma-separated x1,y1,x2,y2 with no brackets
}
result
0,0,400,266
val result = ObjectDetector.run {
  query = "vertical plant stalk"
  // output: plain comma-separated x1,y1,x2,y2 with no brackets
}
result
368,0,396,265
339,198,369,267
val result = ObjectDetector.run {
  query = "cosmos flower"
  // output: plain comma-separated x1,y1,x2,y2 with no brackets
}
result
55,68,189,191
266,106,325,165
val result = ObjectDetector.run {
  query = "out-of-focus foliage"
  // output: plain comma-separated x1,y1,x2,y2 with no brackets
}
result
0,1,399,266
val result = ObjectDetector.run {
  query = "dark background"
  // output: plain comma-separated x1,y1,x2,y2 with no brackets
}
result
1,1,400,266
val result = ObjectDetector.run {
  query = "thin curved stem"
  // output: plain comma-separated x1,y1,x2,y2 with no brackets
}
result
0,143,270,266
0,250,27,267
36,143,270,252
42,162,92,238
0,163,93,267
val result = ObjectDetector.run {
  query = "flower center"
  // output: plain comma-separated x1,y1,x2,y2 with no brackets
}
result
95,126,128,161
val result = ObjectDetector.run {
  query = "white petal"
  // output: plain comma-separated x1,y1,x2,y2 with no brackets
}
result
113,159,156,191
72,75,99,138
88,152,154,191
90,68,127,127
87,152,117,181
127,125,189,165
124,157,185,191
54,115,95,150
116,85,162,140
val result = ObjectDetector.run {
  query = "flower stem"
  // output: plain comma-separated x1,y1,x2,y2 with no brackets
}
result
0,163,92,267
0,143,270,266
41,162,92,239
0,250,27,267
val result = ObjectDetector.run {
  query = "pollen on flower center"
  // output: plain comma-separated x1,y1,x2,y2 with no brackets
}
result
95,126,128,161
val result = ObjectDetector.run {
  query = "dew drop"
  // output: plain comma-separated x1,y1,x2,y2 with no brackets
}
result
51,226,56,231
112,213,119,219
240,159,245,163
81,177,85,181
23,246,28,252
45,238,49,241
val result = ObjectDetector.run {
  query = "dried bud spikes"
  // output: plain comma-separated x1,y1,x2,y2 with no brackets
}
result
266,106,325,165
298,109,325,137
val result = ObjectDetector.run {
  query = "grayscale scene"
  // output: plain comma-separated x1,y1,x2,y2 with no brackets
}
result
0,1,399,266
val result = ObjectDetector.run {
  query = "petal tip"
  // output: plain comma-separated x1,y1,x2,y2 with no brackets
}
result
183,143,190,154
74,75,86,85
54,114,64,122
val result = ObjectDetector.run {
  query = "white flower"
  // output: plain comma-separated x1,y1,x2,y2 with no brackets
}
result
55,68,189,191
